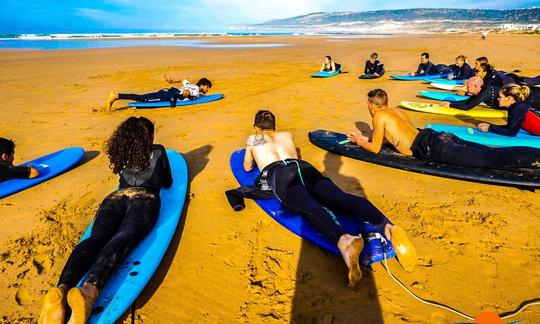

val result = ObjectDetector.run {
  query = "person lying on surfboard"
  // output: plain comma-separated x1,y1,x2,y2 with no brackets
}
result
0,138,40,182
447,55,475,81
39,117,172,324
106,77,212,112
230,110,417,288
320,55,341,73
362,52,384,77
410,52,438,76
347,89,540,169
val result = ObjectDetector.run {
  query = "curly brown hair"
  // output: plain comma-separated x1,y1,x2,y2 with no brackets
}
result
106,117,154,174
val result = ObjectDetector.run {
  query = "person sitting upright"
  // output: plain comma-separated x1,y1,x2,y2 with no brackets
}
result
448,55,475,80
363,52,384,77
320,56,342,73
0,138,40,182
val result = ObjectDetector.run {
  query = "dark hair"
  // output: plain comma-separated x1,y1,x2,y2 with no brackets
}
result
196,78,212,88
0,138,15,156
370,53,378,59
325,55,332,61
476,56,489,64
367,89,388,107
421,52,429,59
478,63,495,74
254,110,276,130
106,117,155,174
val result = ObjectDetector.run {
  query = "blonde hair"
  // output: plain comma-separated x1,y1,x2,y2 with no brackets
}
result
501,83,530,102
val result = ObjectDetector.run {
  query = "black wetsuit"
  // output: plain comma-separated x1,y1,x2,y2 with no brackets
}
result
484,71,540,87
505,73,540,87
450,84,500,110
323,62,341,72
119,88,182,107
450,63,475,80
489,102,530,137
364,60,384,75
58,145,173,290
415,61,438,76
226,159,389,244
411,128,540,169
0,161,30,182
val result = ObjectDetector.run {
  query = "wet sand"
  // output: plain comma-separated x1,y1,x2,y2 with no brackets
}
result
0,34,539,323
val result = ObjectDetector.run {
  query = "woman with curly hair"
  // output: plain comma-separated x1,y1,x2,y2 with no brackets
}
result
38,116,172,324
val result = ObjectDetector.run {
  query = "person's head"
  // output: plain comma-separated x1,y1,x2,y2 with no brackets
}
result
106,117,155,174
466,76,484,95
475,63,494,79
367,89,388,115
253,110,276,131
0,138,15,164
324,55,332,64
370,52,378,63
420,52,429,63
498,83,530,108
196,78,212,94
475,56,489,70
455,55,466,67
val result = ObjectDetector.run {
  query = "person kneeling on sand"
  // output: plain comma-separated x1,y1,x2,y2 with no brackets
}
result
106,77,212,112
0,138,40,182
38,117,172,324
226,110,417,288
347,89,540,169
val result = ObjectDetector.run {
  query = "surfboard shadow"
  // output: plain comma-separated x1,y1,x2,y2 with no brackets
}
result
289,153,383,322
77,150,100,167
126,144,213,317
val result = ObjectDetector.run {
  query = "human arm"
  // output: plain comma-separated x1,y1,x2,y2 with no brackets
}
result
347,114,386,154
0,163,35,181
320,62,325,72
243,138,255,172
330,62,336,72
487,103,528,136
449,90,486,110
364,61,370,74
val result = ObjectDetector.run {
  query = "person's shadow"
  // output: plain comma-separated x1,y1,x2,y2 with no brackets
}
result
127,144,213,317
322,152,366,199
355,121,373,139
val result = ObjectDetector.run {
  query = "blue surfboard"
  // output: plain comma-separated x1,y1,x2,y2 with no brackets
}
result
230,149,396,265
424,78,466,85
311,71,340,78
390,73,451,81
79,150,188,324
0,147,85,199
128,93,224,108
426,124,540,148
419,90,470,102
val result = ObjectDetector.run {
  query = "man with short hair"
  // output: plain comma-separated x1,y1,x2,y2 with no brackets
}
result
0,138,40,182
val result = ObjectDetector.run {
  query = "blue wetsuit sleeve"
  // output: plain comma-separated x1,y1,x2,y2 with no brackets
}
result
158,145,173,188
450,88,487,110
489,103,528,136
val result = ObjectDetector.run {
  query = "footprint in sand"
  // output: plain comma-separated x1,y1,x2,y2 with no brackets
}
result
15,287,32,305
484,262,498,278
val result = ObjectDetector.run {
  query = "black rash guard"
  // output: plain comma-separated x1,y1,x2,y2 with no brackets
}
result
119,144,173,192
0,161,31,182
364,60,383,75
415,61,437,76
450,84,500,110
450,63,475,80
489,102,529,136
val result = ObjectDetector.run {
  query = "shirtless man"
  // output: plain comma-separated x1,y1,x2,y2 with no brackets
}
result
240,110,417,288
348,89,540,169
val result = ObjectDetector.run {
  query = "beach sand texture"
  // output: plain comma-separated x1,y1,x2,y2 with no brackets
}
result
0,35,539,323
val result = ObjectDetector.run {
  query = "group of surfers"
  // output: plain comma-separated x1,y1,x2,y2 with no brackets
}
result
2,53,540,324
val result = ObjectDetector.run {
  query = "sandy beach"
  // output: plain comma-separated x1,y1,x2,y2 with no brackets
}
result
1,34,539,323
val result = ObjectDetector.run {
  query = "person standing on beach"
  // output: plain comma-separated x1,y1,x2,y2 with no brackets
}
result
347,89,540,169
226,110,417,288
38,117,172,324
106,77,212,111
0,138,40,182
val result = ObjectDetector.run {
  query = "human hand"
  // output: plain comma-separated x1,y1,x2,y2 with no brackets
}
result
441,101,451,107
477,123,490,132
164,74,174,84
347,132,368,145
448,75,454,80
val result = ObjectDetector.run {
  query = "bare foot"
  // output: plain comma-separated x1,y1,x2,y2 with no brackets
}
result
66,284,98,324
337,234,364,288
385,225,417,272
38,286,67,324
106,92,119,113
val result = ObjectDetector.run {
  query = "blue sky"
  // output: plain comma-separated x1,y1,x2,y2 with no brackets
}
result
1,0,539,33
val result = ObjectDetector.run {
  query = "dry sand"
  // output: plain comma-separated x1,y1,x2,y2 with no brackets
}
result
0,34,539,323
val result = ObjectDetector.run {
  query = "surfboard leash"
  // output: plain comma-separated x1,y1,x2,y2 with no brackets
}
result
378,239,540,322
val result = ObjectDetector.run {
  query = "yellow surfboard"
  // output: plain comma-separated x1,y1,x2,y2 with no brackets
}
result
400,101,507,118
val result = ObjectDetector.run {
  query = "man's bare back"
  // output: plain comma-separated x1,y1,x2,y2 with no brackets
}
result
349,107,419,156
243,131,297,171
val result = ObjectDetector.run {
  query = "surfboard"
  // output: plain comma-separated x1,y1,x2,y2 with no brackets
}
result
430,82,467,91
400,101,507,118
424,78,466,85
128,93,224,108
229,149,396,265
308,130,540,189
359,68,385,79
311,71,340,78
79,150,188,324
426,124,540,148
390,73,451,81
0,147,85,199
419,90,470,102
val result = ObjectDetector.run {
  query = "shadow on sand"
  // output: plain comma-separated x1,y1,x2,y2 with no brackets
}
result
289,152,384,323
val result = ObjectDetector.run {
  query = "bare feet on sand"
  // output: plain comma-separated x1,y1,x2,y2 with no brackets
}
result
106,92,119,112
385,224,418,272
66,284,98,324
337,234,364,288
38,286,67,324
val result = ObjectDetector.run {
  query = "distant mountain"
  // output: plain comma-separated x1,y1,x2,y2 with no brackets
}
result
242,8,540,34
